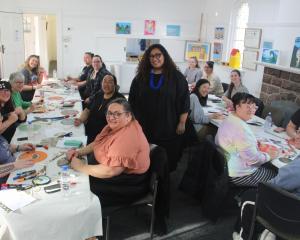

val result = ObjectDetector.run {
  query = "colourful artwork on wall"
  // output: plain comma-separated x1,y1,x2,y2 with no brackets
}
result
214,27,224,40
290,37,300,68
115,22,131,34
185,42,210,61
261,49,279,64
212,42,223,62
144,20,156,35
166,25,180,36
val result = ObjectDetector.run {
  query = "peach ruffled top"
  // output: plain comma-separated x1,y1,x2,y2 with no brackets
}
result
93,120,150,174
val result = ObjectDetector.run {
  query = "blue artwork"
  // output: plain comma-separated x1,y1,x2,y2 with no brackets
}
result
263,41,273,49
166,25,180,36
116,22,131,34
290,37,300,68
261,49,279,64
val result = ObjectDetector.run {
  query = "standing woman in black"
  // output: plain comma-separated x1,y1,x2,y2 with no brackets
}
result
129,44,190,171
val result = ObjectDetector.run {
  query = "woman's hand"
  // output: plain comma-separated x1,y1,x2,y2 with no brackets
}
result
27,104,35,113
14,107,24,117
70,157,84,171
7,112,18,123
66,149,79,161
14,159,34,170
74,118,82,126
267,147,279,160
176,122,186,135
34,84,42,90
19,143,35,152
209,112,224,120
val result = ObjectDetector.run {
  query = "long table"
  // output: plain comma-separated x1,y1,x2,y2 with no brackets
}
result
203,95,299,168
0,79,102,240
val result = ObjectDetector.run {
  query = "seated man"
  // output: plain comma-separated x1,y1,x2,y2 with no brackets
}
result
233,156,300,240
286,108,300,148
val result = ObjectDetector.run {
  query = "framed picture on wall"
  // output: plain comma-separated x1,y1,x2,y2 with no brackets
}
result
244,28,262,49
144,20,156,35
115,22,131,34
290,37,300,68
185,41,210,61
242,50,259,70
212,42,223,62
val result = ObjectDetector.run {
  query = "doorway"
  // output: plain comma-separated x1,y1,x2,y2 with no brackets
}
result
23,14,57,77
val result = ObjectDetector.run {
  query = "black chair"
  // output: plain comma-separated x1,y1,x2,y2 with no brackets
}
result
102,146,161,240
222,82,229,92
253,97,264,118
248,182,300,240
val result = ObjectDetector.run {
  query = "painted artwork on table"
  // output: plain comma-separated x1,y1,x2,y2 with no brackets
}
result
261,49,279,64
214,27,224,40
166,25,180,36
115,22,131,34
212,42,223,62
290,37,300,68
185,42,210,61
144,20,156,35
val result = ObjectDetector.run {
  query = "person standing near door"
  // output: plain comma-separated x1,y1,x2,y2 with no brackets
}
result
20,55,44,101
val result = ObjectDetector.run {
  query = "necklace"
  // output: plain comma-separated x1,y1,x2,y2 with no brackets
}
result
149,70,164,90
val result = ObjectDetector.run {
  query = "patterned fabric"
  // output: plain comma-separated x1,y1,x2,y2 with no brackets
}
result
0,135,15,165
215,114,270,177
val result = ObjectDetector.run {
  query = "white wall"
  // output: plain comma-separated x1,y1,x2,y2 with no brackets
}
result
203,0,300,97
1,0,204,78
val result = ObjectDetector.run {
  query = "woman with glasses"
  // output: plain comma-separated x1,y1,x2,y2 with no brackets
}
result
222,69,248,108
129,44,190,172
74,74,125,143
215,93,278,186
82,55,110,105
9,72,37,115
67,98,150,207
20,55,44,101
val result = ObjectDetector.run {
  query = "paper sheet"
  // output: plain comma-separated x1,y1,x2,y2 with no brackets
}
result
0,189,36,212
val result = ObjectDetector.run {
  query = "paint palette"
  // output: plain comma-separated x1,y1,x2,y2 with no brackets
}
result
18,151,48,163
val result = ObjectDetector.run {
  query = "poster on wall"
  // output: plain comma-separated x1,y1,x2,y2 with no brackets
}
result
262,41,273,49
185,42,210,61
242,50,259,70
214,27,224,40
212,42,223,62
166,25,180,36
261,49,279,64
290,37,300,68
244,28,262,49
144,20,156,35
115,22,131,34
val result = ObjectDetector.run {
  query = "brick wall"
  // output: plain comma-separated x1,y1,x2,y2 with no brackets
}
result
260,67,300,105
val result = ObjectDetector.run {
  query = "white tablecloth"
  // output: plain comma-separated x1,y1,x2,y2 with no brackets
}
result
0,79,102,240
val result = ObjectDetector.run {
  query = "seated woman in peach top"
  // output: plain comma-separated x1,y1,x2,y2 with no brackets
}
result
67,98,150,206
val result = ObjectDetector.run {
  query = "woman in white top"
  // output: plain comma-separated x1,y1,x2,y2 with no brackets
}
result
222,69,249,108
189,79,223,140
184,57,202,86
202,61,224,97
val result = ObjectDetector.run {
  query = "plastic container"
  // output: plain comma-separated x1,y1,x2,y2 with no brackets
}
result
229,49,241,69
27,120,34,139
60,165,70,197
264,112,273,132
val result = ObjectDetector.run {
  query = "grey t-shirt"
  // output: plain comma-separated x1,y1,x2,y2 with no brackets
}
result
184,68,202,84
224,84,249,99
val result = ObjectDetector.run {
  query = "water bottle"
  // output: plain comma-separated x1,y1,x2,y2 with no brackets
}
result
61,165,70,197
52,69,57,79
264,112,272,132
27,120,34,139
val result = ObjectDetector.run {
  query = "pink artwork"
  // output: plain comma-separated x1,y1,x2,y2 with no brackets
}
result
144,20,156,35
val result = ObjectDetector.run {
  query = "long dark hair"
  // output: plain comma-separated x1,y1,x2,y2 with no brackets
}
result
191,79,210,106
93,54,106,69
136,44,178,83
0,81,14,114
227,69,241,99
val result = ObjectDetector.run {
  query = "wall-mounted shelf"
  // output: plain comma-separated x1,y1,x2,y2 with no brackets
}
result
255,61,300,75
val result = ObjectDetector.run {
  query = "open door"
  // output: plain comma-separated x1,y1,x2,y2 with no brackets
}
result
0,12,24,79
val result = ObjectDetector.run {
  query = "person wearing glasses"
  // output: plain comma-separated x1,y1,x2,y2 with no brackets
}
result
9,72,37,115
82,55,111,105
215,93,279,187
202,61,224,97
67,98,150,207
129,44,190,172
0,81,26,143
20,55,44,101
74,74,125,143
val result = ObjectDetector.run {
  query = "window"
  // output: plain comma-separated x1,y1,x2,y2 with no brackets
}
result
230,1,249,62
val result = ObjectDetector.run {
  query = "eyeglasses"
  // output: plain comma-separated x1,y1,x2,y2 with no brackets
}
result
15,81,24,85
106,111,128,119
149,53,162,59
